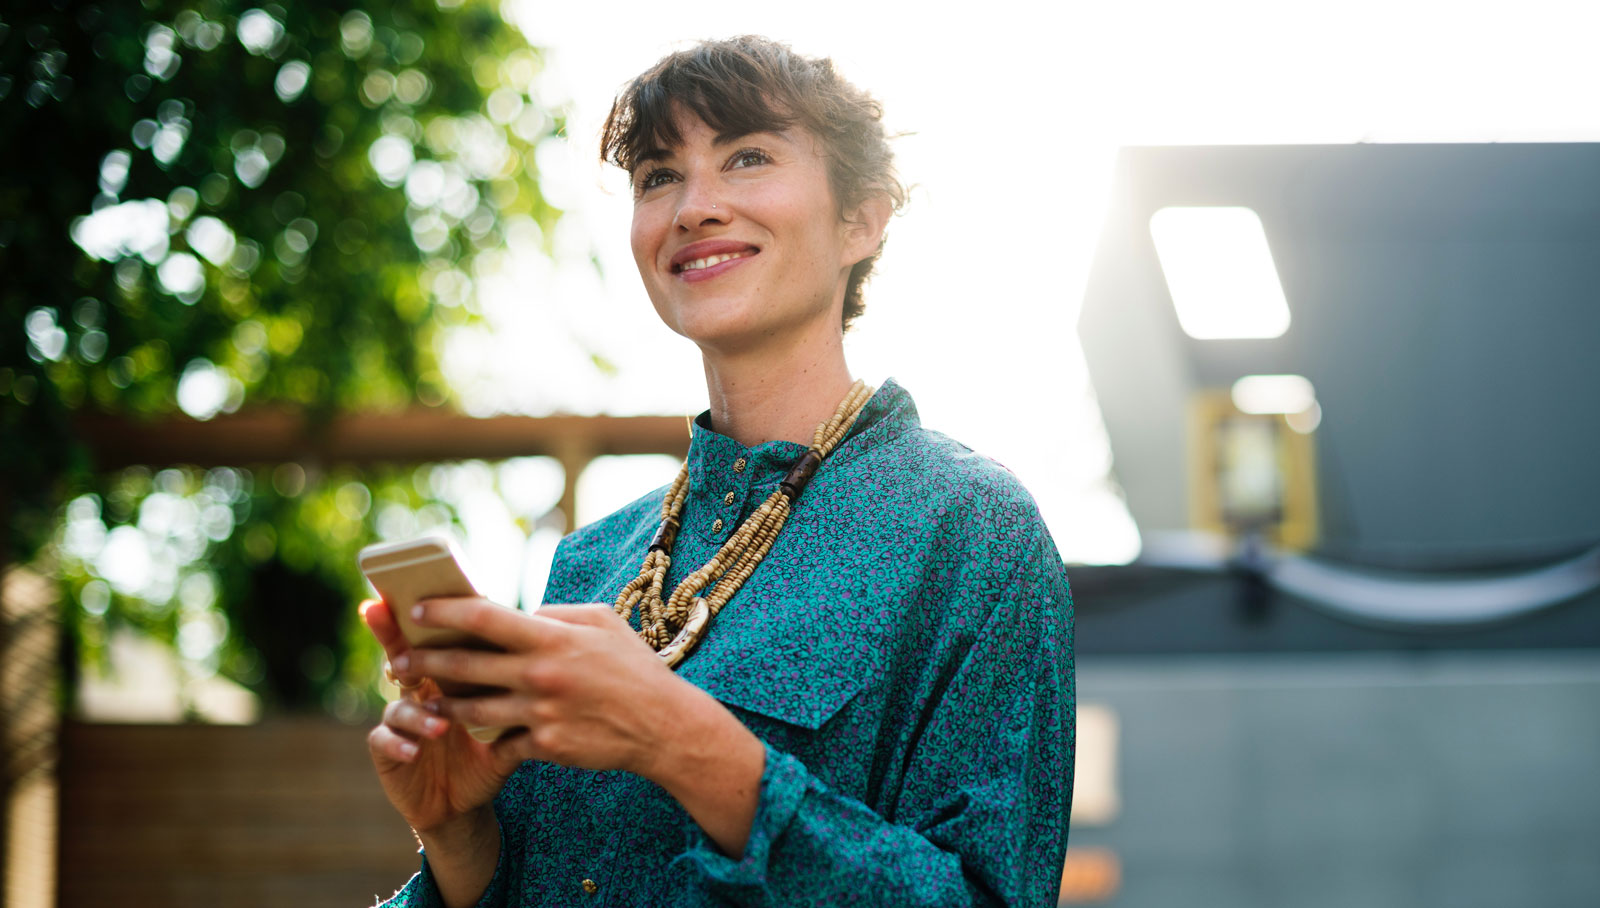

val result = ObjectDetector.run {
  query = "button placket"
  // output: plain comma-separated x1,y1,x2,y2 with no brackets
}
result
715,454,752,537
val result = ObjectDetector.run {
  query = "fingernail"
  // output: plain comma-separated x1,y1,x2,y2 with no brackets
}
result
398,741,418,759
411,605,425,622
424,718,445,734
421,700,441,714
392,654,410,673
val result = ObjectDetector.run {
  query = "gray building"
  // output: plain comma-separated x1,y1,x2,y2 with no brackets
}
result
1068,143,1600,908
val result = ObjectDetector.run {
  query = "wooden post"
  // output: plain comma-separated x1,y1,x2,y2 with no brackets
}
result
1,565,59,908
555,436,595,536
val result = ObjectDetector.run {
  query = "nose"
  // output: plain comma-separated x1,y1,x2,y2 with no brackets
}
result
671,180,729,232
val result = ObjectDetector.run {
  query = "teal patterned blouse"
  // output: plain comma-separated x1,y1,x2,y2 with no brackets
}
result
379,379,1076,907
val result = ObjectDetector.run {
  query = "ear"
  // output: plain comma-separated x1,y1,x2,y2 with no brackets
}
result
840,191,894,267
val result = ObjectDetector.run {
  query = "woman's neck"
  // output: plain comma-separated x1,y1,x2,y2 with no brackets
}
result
699,324,855,449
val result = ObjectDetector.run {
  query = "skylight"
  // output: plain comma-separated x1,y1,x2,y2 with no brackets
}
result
1149,207,1291,339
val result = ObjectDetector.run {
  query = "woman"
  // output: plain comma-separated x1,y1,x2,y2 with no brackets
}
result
364,36,1075,907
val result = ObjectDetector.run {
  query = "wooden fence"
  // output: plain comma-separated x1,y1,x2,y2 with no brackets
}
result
57,720,422,908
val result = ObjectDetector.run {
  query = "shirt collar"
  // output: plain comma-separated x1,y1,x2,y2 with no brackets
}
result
688,378,918,475
681,378,919,543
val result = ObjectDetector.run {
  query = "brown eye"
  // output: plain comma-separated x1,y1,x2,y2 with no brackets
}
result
730,149,769,169
638,168,675,191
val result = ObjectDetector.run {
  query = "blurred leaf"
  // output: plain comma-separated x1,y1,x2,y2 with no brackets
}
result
3,0,565,717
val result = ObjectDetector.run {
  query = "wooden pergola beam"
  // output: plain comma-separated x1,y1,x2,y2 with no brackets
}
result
74,409,693,534
75,410,692,470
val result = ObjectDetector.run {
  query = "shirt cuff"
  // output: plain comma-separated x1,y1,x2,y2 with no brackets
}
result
374,850,442,908
398,811,508,908
678,740,811,889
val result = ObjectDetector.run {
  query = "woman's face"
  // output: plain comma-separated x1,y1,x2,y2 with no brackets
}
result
629,111,877,355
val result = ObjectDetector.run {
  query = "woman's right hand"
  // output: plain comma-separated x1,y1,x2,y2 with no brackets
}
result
361,599,518,836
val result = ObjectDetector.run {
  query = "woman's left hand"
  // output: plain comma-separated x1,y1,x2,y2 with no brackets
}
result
401,597,768,858
398,600,694,777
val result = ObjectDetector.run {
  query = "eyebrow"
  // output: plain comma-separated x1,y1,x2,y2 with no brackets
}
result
634,146,671,167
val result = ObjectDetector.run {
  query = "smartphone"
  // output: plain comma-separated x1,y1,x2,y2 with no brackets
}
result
358,535,511,742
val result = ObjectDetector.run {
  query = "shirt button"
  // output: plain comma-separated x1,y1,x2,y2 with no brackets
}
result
582,878,598,895
733,457,747,473
711,518,724,533
723,491,735,506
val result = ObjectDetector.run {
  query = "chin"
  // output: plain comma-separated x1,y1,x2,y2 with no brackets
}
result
650,283,839,354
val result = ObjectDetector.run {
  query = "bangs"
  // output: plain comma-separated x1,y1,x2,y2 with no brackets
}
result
601,40,810,174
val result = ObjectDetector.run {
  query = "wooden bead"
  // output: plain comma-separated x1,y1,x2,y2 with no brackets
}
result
612,381,872,666
648,516,681,553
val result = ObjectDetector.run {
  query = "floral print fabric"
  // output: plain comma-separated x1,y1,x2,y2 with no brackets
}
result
377,378,1075,907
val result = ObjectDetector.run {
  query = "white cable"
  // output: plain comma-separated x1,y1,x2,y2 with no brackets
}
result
1266,546,1600,629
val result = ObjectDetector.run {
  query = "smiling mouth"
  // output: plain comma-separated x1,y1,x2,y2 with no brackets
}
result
674,250,757,273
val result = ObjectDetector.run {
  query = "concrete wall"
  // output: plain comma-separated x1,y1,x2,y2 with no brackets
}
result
1069,650,1600,908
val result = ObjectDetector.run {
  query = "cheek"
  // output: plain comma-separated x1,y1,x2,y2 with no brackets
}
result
792,189,847,265
629,208,663,275
752,189,830,264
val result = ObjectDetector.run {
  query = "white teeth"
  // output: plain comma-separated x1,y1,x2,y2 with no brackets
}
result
679,251,751,272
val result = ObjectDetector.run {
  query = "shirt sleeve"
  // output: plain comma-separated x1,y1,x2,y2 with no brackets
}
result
675,529,1076,907
373,800,514,908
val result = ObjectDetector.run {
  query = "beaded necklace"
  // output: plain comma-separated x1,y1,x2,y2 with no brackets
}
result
613,380,875,667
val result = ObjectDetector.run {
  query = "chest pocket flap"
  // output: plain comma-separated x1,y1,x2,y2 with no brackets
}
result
681,609,884,730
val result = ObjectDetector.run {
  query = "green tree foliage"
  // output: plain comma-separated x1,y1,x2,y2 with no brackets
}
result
0,1,569,715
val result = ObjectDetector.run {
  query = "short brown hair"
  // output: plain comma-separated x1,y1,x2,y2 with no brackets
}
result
600,36,906,331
